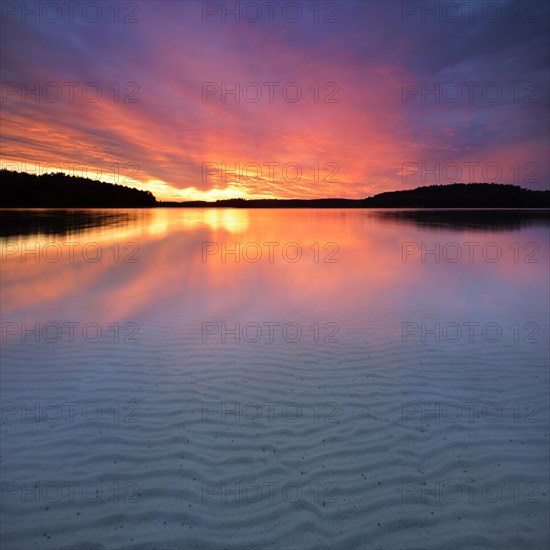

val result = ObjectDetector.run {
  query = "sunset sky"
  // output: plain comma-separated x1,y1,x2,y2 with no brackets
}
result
1,0,549,201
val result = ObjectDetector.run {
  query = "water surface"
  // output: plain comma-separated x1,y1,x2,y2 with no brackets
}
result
1,208,549,549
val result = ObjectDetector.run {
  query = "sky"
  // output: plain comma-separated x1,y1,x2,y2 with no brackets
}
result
1,0,549,201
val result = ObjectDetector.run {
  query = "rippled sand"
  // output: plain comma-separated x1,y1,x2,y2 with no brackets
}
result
1,208,549,549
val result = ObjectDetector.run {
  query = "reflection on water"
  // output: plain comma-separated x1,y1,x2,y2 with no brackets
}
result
0,208,253,239
370,209,550,231
1,208,549,550
0,207,254,240
2,207,547,239
180,209,250,233
1,208,548,322
0,209,147,237
2,208,549,328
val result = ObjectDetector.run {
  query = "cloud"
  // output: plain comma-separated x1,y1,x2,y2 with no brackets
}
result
1,0,548,199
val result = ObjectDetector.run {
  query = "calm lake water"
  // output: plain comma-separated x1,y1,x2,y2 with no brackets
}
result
1,208,549,550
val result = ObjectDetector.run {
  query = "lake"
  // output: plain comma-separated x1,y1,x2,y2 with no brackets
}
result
1,208,549,549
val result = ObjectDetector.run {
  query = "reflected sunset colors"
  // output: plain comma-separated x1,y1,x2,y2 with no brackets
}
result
2,209,548,349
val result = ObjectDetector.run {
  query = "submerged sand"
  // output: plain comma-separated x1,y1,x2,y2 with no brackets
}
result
1,208,548,549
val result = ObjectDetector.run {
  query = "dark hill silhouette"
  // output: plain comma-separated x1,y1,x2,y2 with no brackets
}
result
361,183,549,208
1,172,548,208
1,170,156,207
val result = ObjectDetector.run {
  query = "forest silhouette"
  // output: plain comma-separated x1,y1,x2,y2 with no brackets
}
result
1,170,549,208
1,170,156,207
